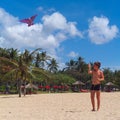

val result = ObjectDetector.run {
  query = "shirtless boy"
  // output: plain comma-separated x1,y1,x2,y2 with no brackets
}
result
88,62,104,111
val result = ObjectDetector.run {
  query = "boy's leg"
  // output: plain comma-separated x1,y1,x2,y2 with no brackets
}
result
91,90,95,111
96,91,100,111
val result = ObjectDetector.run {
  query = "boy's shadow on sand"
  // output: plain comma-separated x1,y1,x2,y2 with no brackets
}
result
65,110,82,113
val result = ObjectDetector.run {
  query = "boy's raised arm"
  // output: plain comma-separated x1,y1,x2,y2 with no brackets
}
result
88,63,92,74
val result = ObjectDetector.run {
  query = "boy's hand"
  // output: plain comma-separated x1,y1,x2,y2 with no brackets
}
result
88,63,92,74
88,64,91,69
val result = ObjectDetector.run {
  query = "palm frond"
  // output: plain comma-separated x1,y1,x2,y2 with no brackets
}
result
30,48,42,55
32,67,50,79
1,69,17,80
0,57,19,67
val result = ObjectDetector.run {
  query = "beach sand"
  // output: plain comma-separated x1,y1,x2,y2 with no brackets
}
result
0,92,120,120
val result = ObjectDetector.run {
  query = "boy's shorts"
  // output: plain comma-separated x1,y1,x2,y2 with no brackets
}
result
91,84,101,91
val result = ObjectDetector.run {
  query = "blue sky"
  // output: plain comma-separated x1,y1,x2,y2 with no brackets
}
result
0,0,120,70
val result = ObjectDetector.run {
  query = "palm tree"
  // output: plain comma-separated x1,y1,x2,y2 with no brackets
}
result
0,55,31,97
0,48,9,58
8,48,19,61
0,48,50,97
47,58,59,73
64,59,76,71
35,51,51,69
34,53,41,68
22,48,42,65
76,57,87,73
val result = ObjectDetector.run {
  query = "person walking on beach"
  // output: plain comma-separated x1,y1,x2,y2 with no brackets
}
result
88,62,104,111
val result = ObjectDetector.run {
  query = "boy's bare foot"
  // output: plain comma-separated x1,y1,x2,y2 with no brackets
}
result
91,109,95,111
97,108,100,111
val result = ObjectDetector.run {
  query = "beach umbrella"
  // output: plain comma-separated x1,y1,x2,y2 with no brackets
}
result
72,81,85,91
73,81,85,85
25,83,38,90
105,82,115,92
105,82,114,86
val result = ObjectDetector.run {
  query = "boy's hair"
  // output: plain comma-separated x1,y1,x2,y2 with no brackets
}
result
94,61,101,68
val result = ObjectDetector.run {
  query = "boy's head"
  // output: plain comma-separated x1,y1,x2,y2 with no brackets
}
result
94,61,101,69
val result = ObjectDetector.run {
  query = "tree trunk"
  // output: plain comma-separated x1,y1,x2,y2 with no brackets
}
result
18,79,22,97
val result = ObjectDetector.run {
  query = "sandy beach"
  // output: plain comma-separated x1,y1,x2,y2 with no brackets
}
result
0,92,120,120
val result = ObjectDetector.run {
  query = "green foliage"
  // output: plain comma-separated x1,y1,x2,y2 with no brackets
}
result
52,73,76,85
0,47,120,90
0,85,5,92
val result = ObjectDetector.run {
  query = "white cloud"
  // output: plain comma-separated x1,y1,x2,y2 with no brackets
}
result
0,8,19,27
0,8,82,69
37,6,56,14
37,6,43,12
42,12,67,32
68,51,79,58
88,16,119,44
48,8,56,13
42,12,82,37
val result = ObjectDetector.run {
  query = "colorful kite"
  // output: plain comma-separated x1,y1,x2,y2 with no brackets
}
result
20,14,37,26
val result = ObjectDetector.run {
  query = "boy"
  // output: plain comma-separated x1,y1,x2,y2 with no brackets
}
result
88,62,104,111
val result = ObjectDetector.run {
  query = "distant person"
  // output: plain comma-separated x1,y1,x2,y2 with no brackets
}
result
5,83,10,94
21,84,26,96
88,62,104,111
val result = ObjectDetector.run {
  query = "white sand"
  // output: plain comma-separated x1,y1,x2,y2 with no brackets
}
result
0,92,120,120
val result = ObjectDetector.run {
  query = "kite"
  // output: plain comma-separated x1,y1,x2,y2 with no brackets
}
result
20,14,37,26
